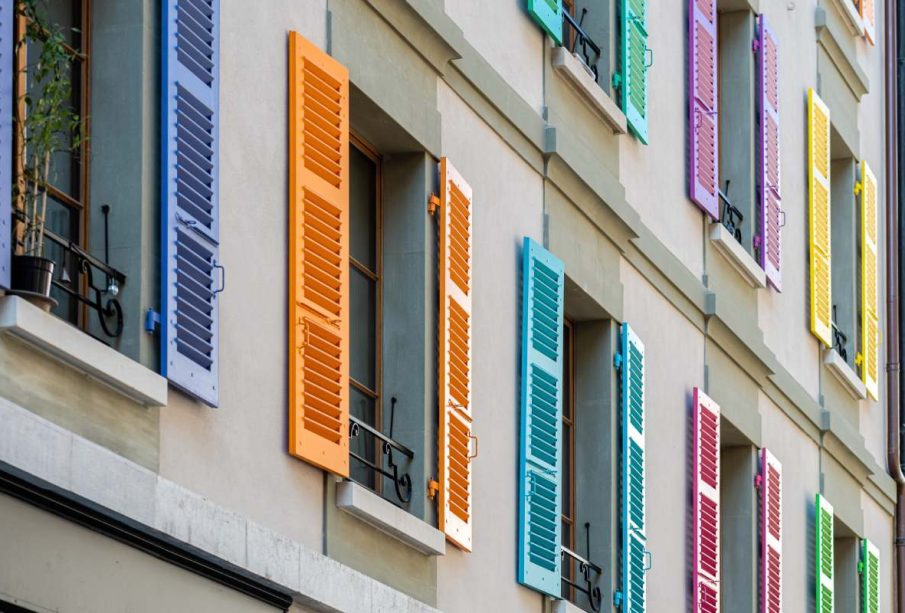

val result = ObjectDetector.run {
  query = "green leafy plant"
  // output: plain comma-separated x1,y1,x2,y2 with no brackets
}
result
14,0,84,257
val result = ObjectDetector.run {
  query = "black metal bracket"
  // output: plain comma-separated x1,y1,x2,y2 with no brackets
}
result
349,396,415,505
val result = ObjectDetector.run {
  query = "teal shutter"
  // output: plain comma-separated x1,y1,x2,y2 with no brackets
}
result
816,494,835,613
619,0,649,143
861,539,879,613
517,237,565,597
528,0,563,46
620,322,648,611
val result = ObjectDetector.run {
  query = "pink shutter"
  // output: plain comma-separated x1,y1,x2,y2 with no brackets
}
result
693,388,720,613
756,16,782,290
760,449,782,613
688,0,719,219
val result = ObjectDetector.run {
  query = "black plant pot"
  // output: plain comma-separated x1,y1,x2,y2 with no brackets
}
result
11,255,58,311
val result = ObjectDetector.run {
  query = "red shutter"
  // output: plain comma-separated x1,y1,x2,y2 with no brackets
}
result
760,449,782,613
688,0,719,219
693,388,720,613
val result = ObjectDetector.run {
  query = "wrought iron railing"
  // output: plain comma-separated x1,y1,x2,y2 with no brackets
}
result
563,8,602,83
349,396,414,505
562,522,603,612
831,305,849,362
718,180,745,247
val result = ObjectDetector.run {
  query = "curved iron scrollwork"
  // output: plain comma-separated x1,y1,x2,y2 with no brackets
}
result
563,8,602,83
562,522,603,612
719,180,745,245
349,397,415,505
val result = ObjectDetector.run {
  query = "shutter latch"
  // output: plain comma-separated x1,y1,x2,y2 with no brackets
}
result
144,308,160,334
428,194,440,216
427,478,440,500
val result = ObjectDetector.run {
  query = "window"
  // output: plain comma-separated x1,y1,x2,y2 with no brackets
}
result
829,131,859,366
560,0,609,91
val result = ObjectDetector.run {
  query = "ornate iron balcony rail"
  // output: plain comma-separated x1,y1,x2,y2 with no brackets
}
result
561,521,603,611
831,305,849,362
563,8,602,83
718,180,745,247
349,397,414,505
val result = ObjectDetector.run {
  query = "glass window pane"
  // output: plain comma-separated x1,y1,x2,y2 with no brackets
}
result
349,267,376,389
349,146,376,270
350,386,376,489
40,1,80,49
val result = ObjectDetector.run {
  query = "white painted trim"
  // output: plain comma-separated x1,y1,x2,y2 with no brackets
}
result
0,296,168,406
708,223,767,289
336,480,446,556
823,348,868,400
551,47,627,135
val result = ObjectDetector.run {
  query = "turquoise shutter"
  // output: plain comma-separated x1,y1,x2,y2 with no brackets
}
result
620,0,649,143
517,237,565,597
620,322,648,611
861,539,879,613
161,0,221,406
528,0,563,46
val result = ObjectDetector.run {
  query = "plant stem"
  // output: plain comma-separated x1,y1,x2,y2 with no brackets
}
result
36,151,50,256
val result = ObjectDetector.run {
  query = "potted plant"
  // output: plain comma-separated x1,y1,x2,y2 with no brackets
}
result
10,0,83,310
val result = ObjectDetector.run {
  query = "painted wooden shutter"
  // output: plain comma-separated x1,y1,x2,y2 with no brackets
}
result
692,388,720,613
861,539,880,613
438,157,474,551
760,449,782,613
517,237,565,597
688,0,719,219
0,0,10,290
161,0,221,406
861,0,876,45
528,0,563,46
808,89,832,348
621,322,648,612
816,494,835,613
621,0,649,143
860,161,880,400
288,31,350,477
755,16,782,290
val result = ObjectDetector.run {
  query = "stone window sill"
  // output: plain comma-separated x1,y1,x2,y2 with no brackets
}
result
0,295,167,406
828,0,863,36
550,597,583,613
335,479,445,556
708,223,766,289
551,47,627,135
823,347,867,400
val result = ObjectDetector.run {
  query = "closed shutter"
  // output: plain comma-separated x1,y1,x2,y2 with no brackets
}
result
688,0,718,219
620,322,648,612
161,0,221,406
816,494,835,613
288,31,350,477
760,449,782,613
693,388,720,613
621,0,649,143
860,161,880,400
438,157,474,551
862,0,876,44
861,539,880,613
756,16,782,290
808,89,832,348
528,0,563,46
0,0,10,289
517,237,565,597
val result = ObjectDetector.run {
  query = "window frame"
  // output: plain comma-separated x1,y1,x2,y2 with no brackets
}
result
561,317,576,598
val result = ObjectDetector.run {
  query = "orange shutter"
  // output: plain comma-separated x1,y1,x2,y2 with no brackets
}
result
438,157,474,551
288,31,350,477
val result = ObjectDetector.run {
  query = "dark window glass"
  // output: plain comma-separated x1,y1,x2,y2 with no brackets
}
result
349,266,377,388
349,146,377,270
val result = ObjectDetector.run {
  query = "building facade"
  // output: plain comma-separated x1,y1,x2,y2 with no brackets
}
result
0,0,897,612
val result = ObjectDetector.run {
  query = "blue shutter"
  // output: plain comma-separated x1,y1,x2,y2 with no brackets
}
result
161,0,221,406
0,0,11,289
528,0,563,46
620,322,648,611
517,237,565,597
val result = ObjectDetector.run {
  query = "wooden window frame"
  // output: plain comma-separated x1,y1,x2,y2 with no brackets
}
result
561,318,576,598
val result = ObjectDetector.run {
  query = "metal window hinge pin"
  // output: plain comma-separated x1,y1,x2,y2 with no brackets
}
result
752,38,761,53
614,352,623,371
854,181,863,197
858,561,865,575
144,308,160,334
613,590,624,608
427,478,440,500
428,194,440,216
754,474,763,489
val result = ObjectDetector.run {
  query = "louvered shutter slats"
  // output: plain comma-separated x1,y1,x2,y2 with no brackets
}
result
861,162,880,399
815,494,835,613
622,0,649,143
439,157,474,551
808,89,833,348
288,31,350,477
862,540,880,613
528,0,563,45
162,0,221,406
688,0,718,218
760,449,782,613
756,17,782,290
517,237,565,596
693,389,720,613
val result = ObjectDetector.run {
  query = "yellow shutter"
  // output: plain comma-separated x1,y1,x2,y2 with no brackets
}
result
438,157,474,551
808,89,832,348
862,0,876,45
861,161,880,400
288,31,351,476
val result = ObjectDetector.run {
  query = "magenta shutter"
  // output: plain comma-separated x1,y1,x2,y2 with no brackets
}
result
688,0,718,219
760,448,782,613
692,388,720,613
756,16,782,290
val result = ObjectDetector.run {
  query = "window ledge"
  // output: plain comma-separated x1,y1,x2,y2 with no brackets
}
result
551,47,627,135
550,597,583,613
823,348,867,400
0,295,167,406
815,7,869,99
708,223,766,289
335,480,446,556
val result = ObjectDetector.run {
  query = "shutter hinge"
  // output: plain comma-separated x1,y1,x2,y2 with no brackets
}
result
427,478,440,500
144,308,160,334
858,560,865,575
613,590,624,608
754,474,763,489
614,352,623,371
428,194,440,216
855,352,864,367
752,38,761,53
611,71,622,90
854,180,863,197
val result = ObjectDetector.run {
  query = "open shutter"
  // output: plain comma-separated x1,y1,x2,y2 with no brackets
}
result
688,0,719,219
288,31,350,476
621,322,648,611
517,237,565,597
861,539,880,613
621,0,649,143
816,494,835,613
161,0,221,406
860,161,880,399
692,388,720,613
0,0,10,289
808,89,832,348
438,157,474,551
755,16,782,290
861,0,876,44
528,0,563,46
760,449,782,613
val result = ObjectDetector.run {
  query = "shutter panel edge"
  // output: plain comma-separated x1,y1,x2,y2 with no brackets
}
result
760,448,782,613
808,88,833,348
816,493,835,613
860,160,880,400
622,0,649,144
688,0,719,219
0,0,11,289
692,388,721,613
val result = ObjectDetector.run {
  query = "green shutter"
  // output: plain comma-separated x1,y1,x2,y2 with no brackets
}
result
861,539,879,613
620,0,649,143
528,0,563,45
816,494,834,613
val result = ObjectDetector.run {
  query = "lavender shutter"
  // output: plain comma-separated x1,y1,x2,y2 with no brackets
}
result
0,0,11,289
161,0,221,406
755,15,782,290
688,0,718,219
